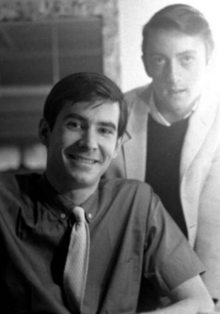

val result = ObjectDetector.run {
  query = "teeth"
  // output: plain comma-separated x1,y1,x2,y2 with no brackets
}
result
71,156,96,164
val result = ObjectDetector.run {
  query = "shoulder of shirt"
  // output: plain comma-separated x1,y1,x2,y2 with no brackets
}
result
99,178,161,221
100,177,153,195
0,171,42,198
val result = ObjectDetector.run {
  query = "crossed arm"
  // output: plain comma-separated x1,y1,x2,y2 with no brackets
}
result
142,275,215,314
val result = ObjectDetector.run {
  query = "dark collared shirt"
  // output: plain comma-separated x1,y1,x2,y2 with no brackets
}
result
0,173,204,314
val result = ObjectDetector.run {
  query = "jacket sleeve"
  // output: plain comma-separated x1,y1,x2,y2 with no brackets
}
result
194,141,220,301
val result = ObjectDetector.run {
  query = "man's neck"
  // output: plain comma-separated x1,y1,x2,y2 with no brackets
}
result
45,173,98,206
60,187,97,206
151,93,198,125
158,109,189,124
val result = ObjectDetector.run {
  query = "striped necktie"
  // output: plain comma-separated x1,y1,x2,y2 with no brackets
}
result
63,206,90,312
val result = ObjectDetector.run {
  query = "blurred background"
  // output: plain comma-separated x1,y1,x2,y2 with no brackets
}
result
1,0,220,172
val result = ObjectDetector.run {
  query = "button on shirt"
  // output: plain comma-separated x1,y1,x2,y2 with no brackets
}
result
0,173,205,314
87,213,92,220
60,213,66,219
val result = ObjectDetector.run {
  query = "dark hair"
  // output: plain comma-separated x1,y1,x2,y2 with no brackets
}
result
43,72,128,138
142,4,214,59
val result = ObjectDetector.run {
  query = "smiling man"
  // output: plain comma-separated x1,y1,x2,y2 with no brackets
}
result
106,4,220,306
40,99,120,203
0,72,215,313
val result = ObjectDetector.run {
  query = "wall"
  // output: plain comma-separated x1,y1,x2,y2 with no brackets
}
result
0,0,120,85
0,0,120,171
118,0,220,92
1,0,220,92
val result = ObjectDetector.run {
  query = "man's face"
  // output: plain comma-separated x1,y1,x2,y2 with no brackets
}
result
42,100,120,191
142,28,210,120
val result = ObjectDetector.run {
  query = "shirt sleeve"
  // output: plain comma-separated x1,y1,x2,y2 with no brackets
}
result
143,191,205,294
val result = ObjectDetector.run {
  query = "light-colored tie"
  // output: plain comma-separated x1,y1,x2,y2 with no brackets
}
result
63,206,90,312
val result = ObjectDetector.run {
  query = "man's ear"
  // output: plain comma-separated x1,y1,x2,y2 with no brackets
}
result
113,137,122,159
39,118,50,147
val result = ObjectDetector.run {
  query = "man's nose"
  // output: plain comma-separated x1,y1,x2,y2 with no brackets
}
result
78,129,98,150
166,60,181,84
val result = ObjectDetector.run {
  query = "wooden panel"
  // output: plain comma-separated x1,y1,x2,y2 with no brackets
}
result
0,94,45,148
0,18,103,151
0,18,103,86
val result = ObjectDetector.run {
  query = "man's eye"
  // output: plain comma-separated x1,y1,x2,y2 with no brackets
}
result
181,55,194,64
66,121,82,129
152,57,165,65
99,128,113,135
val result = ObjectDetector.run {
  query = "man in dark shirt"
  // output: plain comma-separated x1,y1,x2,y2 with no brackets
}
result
0,72,214,314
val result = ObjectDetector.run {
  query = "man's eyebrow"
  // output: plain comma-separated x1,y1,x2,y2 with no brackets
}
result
149,50,197,57
63,113,85,121
177,50,197,56
63,113,117,130
98,121,117,131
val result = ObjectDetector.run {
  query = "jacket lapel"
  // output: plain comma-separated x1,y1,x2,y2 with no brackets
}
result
123,84,217,183
180,88,218,179
123,86,151,180
179,88,219,242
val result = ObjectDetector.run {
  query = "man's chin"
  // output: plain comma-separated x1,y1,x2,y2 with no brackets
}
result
66,171,98,187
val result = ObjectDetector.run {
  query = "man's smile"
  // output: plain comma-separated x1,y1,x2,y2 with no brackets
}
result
68,154,100,164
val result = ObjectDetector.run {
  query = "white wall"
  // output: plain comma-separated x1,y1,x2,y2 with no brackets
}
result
118,0,220,92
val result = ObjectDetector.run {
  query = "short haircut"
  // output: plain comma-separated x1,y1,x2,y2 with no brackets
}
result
43,72,128,138
142,4,214,59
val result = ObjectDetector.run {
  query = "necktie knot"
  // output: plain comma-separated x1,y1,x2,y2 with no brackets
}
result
73,206,85,223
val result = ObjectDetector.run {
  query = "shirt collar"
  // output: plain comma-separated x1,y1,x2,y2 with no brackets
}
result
149,90,198,126
36,174,99,223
